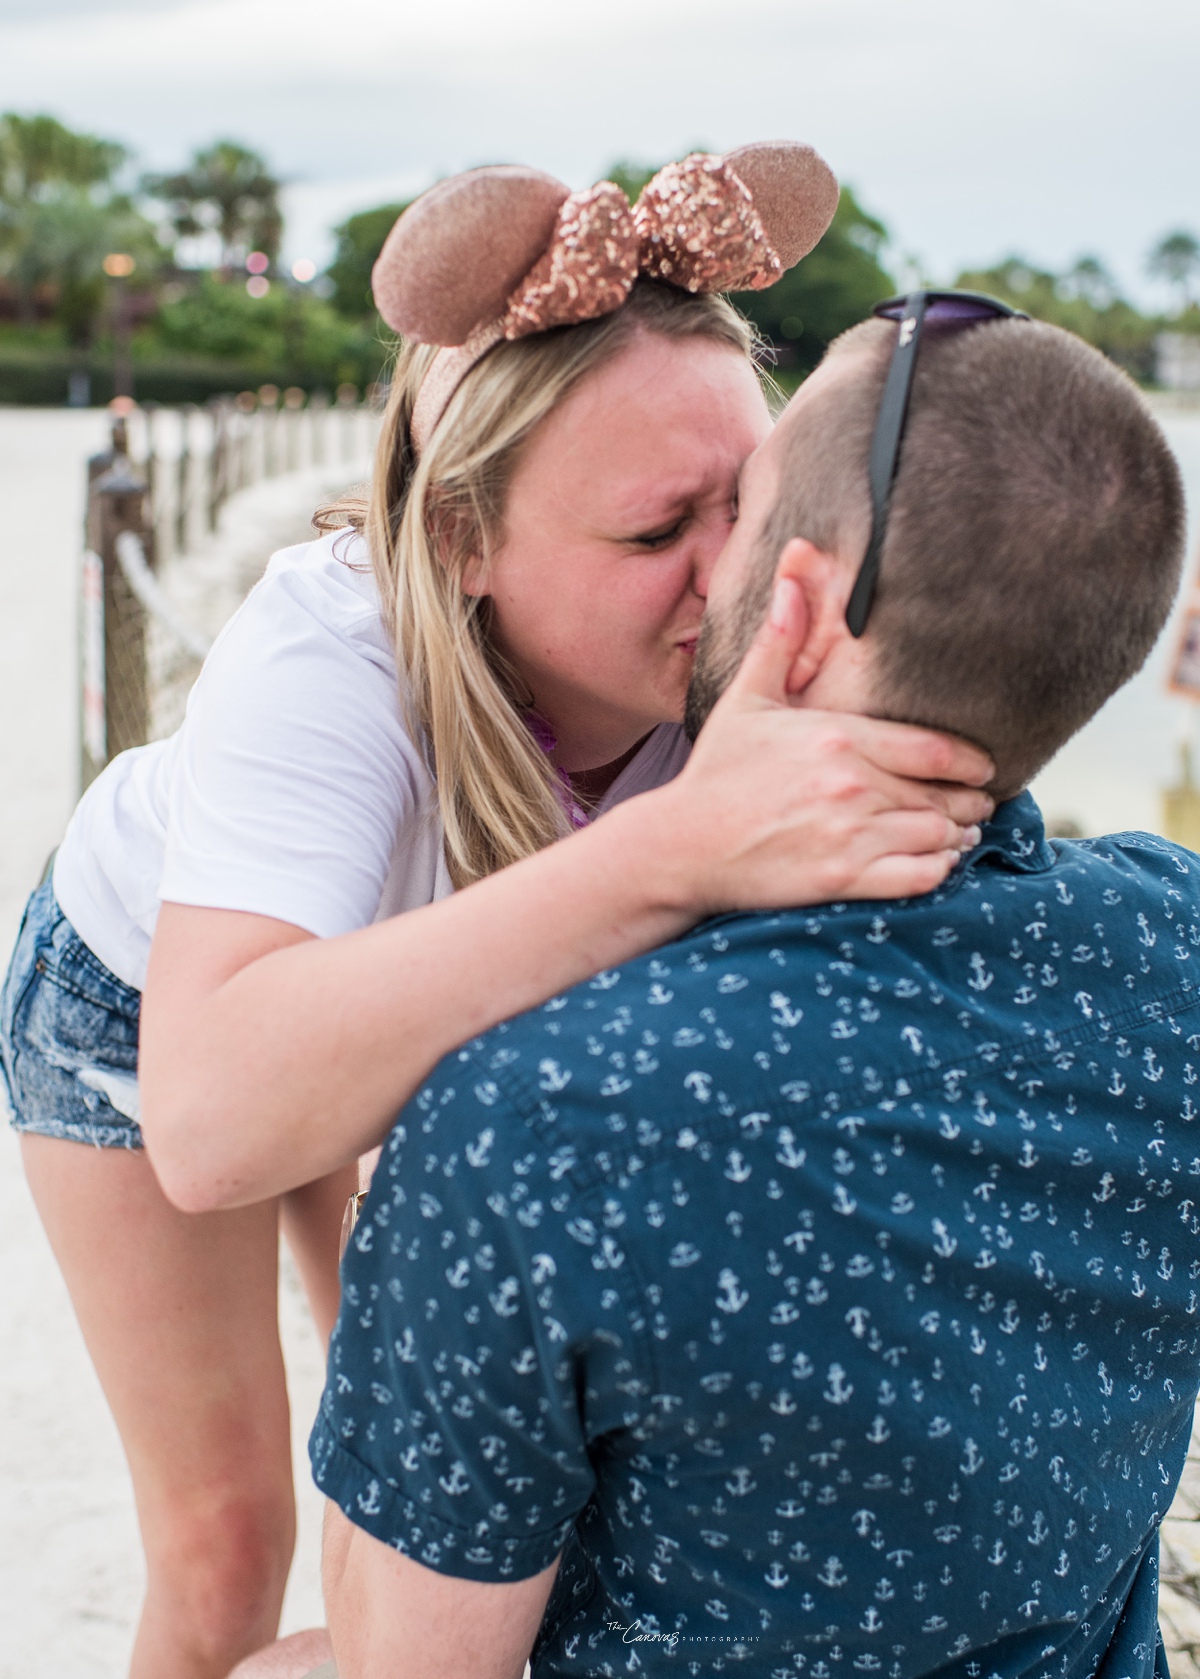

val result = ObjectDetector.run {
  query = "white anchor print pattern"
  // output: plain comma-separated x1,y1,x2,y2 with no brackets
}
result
312,795,1200,1678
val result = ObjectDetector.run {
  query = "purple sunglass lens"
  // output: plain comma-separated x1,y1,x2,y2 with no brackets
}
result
924,297,1009,323
874,291,1018,326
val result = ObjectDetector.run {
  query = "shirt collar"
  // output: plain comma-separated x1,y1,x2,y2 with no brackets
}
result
969,789,1055,874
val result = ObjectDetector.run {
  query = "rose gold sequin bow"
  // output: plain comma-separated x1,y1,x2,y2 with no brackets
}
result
371,143,840,454
505,156,780,341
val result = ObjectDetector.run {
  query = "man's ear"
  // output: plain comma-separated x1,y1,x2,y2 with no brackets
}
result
773,537,843,696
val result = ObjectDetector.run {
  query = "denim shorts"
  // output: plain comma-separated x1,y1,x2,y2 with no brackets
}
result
0,878,144,1149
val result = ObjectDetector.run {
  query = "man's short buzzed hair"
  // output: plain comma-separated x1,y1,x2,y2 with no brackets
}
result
766,315,1186,795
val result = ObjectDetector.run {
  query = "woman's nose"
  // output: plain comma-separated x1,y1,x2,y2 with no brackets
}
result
689,519,730,601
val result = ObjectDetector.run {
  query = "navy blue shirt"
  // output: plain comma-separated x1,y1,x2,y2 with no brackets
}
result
312,795,1200,1678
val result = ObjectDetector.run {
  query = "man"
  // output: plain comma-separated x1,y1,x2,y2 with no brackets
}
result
248,301,1196,1678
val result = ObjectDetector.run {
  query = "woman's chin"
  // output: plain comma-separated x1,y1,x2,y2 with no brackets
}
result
660,671,692,726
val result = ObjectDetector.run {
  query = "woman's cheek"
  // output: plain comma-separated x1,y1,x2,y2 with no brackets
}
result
637,552,703,618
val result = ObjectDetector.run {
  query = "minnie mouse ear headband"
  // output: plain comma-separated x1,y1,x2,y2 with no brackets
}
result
371,141,840,455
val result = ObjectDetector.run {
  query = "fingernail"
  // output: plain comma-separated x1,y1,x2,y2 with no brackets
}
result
960,824,982,850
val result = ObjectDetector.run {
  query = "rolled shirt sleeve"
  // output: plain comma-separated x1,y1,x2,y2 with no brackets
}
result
310,1042,647,1582
158,546,431,937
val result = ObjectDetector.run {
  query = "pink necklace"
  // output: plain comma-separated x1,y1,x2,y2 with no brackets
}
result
525,711,590,830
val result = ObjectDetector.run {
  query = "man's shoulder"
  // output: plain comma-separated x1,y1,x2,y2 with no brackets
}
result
1053,824,1199,882
410,809,1200,1171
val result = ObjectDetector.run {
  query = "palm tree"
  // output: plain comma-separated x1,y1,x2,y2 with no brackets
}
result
10,189,162,346
0,111,127,320
0,111,124,202
143,141,282,275
1061,255,1117,311
1148,230,1200,313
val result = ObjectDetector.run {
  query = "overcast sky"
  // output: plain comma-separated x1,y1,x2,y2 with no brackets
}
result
1,0,1197,303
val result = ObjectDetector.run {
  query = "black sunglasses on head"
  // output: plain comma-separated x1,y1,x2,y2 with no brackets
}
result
843,289,1030,638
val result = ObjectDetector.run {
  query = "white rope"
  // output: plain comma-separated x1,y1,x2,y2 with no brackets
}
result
81,549,106,763
114,530,213,661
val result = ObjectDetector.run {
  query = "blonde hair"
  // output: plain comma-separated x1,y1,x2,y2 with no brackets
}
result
316,279,761,888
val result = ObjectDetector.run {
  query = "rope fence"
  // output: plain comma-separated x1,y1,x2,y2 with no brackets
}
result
80,385,382,789
114,530,213,662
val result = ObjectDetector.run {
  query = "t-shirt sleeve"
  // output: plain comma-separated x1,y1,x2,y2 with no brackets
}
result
158,562,426,936
309,1044,643,1582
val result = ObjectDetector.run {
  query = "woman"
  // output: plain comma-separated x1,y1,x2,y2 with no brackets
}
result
0,149,992,1679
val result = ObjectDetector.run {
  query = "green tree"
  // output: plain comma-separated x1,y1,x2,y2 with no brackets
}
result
953,256,1159,381
143,140,282,273
0,111,130,320
327,201,408,319
10,187,162,346
1058,254,1117,310
0,111,160,341
0,112,124,203
147,271,383,385
604,159,658,203
730,186,895,379
1149,230,1200,313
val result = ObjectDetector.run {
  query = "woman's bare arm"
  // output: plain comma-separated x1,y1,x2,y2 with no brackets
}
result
140,611,993,1213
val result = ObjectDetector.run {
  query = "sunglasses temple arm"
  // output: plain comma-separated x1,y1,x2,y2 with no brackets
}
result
845,293,928,638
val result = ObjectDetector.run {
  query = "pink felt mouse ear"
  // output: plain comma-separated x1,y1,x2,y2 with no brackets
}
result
723,141,840,272
371,165,571,345
633,141,839,296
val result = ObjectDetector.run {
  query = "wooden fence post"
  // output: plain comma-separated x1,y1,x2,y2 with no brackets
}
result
310,388,329,465
83,431,153,785
206,398,229,531
80,418,125,791
260,384,280,477
175,403,198,554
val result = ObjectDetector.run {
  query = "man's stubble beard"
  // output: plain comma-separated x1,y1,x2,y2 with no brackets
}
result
683,613,737,741
683,560,776,742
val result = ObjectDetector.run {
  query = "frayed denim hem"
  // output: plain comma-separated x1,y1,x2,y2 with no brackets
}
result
8,1108,144,1150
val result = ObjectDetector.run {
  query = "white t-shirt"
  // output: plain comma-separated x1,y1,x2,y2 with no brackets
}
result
53,530,691,992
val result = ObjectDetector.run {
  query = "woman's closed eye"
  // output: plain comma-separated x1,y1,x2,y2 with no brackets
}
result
625,483,738,549
629,517,687,550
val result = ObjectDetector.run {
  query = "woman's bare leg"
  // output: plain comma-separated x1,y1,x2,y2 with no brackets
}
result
21,1135,296,1679
279,1162,358,1344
